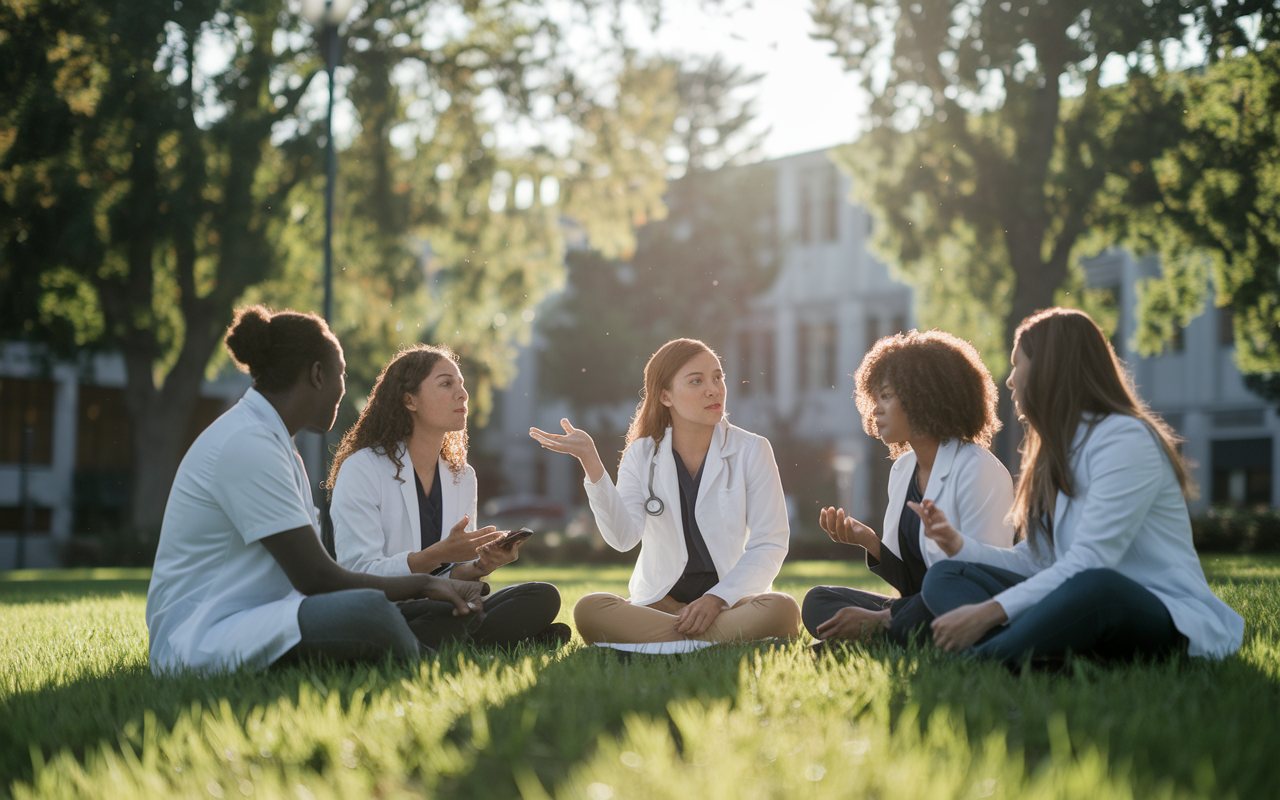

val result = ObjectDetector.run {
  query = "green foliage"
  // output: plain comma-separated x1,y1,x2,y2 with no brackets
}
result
0,0,681,526
538,57,777,413
815,0,1277,369
2,559,1279,798
1100,43,1280,374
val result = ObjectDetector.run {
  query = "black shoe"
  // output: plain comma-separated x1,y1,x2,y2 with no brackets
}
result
528,622,573,649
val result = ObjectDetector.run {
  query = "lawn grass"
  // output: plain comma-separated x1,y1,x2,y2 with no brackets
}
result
1,558,1278,799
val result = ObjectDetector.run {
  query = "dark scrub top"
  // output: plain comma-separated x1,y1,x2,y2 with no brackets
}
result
867,465,928,597
414,461,444,550
667,450,719,604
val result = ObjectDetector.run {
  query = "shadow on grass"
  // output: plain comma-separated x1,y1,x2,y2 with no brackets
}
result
810,635,1280,799
435,642,765,797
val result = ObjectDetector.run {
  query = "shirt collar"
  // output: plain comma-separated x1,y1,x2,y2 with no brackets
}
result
240,387,294,446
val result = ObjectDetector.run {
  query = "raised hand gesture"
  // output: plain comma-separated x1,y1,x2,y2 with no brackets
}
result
530,418,605,483
819,506,877,549
907,499,963,557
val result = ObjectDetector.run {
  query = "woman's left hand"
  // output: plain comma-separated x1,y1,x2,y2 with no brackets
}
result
675,593,727,636
930,600,1008,652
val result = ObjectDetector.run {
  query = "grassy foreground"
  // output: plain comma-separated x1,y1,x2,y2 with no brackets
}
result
1,558,1278,799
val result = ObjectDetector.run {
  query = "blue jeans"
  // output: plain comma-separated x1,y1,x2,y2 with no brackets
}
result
920,562,1185,665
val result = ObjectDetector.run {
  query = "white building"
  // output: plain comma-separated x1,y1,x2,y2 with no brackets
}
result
482,149,914,534
1083,251,1277,512
0,343,248,569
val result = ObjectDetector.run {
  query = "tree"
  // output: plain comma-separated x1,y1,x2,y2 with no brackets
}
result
0,0,675,532
1095,43,1280,390
812,0,1277,380
538,57,778,412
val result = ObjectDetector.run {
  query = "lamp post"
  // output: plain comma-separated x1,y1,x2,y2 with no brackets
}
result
300,0,358,555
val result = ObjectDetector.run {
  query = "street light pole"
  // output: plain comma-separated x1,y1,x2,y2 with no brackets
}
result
321,23,339,326
301,0,357,555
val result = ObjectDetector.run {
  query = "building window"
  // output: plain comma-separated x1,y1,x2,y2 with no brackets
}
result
1218,308,1234,348
0,377,55,465
0,507,52,534
796,323,811,391
758,330,775,395
865,317,879,353
799,177,813,245
817,322,837,389
824,169,840,242
738,330,754,397
891,314,907,336
1211,438,1272,507
738,329,775,397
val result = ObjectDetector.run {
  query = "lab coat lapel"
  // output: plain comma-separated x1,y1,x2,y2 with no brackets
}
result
880,451,916,559
697,421,732,501
398,445,423,546
656,433,681,529
921,439,960,502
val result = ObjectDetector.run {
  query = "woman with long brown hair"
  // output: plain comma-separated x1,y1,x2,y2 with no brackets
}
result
913,308,1243,664
328,344,568,649
530,338,801,652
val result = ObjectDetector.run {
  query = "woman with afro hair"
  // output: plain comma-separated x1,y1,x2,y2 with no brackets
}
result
803,329,1014,649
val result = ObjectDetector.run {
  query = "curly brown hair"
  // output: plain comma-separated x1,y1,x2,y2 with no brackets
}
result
854,329,1001,459
325,344,468,496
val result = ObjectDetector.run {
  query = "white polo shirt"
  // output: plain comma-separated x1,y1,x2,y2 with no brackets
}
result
146,388,318,674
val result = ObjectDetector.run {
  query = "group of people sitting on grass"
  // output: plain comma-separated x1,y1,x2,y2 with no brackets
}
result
144,303,1244,675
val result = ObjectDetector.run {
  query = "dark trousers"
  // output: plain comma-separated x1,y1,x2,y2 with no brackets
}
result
280,582,562,665
398,581,562,649
801,586,934,646
921,562,1184,665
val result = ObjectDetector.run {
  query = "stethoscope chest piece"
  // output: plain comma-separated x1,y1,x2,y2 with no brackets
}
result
644,449,664,516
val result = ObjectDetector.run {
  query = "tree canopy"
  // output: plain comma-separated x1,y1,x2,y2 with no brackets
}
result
0,0,684,530
813,0,1279,376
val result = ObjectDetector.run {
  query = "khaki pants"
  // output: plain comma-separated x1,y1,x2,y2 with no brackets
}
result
574,591,802,646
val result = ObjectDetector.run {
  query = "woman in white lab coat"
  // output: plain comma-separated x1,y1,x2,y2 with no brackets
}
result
531,338,801,652
915,308,1244,664
803,330,1015,647
328,344,567,648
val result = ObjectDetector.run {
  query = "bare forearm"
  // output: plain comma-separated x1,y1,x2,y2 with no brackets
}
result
858,531,881,560
580,449,605,484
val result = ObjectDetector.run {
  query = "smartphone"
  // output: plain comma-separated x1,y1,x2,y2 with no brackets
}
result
501,527,535,548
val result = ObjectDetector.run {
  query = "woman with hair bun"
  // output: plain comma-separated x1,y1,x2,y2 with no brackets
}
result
915,308,1243,664
327,344,568,649
531,338,801,653
803,330,1015,649
146,306,482,674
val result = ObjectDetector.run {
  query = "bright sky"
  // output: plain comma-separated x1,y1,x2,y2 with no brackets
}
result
631,1,868,159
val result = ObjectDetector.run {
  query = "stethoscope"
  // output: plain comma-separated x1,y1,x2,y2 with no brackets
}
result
644,451,664,516
642,436,733,517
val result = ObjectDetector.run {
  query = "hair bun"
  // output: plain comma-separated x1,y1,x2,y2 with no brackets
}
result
225,305,275,372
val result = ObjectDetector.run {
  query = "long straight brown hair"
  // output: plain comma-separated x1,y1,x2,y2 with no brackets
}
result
624,338,721,456
325,344,468,496
1010,308,1192,551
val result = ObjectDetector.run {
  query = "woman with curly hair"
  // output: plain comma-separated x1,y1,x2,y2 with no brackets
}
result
914,309,1242,664
803,329,1015,648
327,344,568,649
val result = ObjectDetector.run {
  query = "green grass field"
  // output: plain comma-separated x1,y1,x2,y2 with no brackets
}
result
2,557,1278,799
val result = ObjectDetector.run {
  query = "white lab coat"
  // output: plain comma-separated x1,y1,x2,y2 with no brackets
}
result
584,420,789,608
881,439,1015,565
331,444,477,577
146,389,316,674
952,413,1244,659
